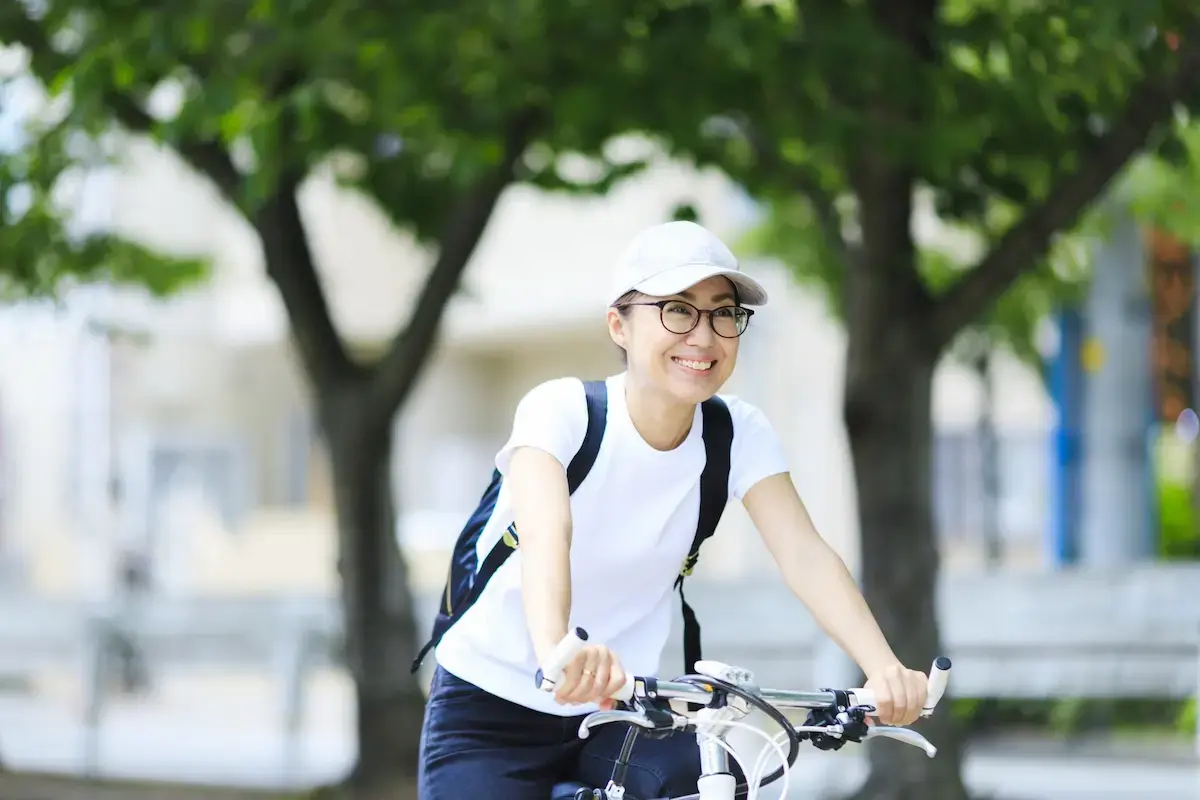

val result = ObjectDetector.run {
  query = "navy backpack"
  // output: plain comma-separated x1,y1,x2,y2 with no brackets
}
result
412,379,734,675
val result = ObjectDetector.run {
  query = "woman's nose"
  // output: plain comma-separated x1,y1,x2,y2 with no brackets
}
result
686,314,718,346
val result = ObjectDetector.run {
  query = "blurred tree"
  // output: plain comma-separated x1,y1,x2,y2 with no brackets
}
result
0,65,204,778
744,199,1091,377
640,3,1200,798
744,203,1089,567
0,1,695,794
0,91,206,299
1126,121,1200,558
1127,118,1200,235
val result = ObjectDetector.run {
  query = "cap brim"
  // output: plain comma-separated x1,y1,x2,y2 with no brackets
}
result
631,263,769,306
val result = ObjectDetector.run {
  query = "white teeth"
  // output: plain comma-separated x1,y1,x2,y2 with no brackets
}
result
674,358,713,371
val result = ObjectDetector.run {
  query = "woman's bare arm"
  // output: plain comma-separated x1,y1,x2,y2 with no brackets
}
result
508,446,574,666
742,472,900,676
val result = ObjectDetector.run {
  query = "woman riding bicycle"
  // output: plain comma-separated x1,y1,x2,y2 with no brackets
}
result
416,221,930,799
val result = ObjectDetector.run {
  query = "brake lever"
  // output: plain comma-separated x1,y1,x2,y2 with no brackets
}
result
578,701,689,740
864,725,938,758
578,710,658,739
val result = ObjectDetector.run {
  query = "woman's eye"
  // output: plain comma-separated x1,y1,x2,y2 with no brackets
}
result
713,308,735,318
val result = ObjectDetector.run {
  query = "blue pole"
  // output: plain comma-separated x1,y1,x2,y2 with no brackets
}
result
1049,307,1083,567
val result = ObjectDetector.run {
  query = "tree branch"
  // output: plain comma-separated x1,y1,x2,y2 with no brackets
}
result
111,99,242,205
739,119,859,270
250,67,356,393
7,12,343,390
839,0,940,367
926,28,1200,353
364,110,541,423
1,7,242,203
254,172,359,392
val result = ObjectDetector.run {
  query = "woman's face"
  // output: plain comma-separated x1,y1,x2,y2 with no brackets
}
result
607,276,743,406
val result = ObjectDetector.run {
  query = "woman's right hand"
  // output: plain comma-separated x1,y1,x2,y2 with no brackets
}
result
553,644,628,710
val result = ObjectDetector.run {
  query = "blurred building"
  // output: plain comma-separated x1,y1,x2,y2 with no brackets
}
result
0,135,1053,603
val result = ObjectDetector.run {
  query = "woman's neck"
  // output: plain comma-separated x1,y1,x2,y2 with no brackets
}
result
624,377,694,451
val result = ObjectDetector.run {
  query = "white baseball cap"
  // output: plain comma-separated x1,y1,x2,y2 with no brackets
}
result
608,221,769,307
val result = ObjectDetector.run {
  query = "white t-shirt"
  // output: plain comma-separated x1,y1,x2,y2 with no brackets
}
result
434,372,790,715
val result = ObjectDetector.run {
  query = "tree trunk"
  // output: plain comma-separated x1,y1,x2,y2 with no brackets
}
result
843,353,971,800
326,393,423,799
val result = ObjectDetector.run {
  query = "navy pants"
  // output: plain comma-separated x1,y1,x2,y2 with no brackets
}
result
418,665,705,799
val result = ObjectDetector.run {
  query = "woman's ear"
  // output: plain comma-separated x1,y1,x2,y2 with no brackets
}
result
606,307,627,350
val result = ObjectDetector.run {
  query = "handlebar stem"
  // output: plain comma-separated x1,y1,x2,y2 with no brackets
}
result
696,707,733,777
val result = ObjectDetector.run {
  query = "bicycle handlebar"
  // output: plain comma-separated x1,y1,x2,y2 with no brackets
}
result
535,627,952,718
535,628,953,798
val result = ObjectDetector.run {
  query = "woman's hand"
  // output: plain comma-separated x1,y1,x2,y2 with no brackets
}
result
863,663,928,726
553,644,628,710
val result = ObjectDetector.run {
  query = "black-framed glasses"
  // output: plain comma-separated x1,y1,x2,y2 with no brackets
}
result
619,300,754,339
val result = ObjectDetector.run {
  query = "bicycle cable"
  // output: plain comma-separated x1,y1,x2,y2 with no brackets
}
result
675,674,802,789
747,728,796,800
697,719,793,800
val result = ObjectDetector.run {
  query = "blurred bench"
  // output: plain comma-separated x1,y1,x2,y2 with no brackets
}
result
0,566,1197,783
0,596,89,676
0,594,341,781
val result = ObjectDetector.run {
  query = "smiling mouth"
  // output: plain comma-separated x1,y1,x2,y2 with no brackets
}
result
672,357,714,372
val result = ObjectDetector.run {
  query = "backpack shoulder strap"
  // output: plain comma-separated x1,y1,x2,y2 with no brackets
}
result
566,380,608,493
411,377,608,673
675,395,734,673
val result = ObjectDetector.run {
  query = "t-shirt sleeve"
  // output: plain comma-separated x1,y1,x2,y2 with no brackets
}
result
495,378,588,476
725,397,790,500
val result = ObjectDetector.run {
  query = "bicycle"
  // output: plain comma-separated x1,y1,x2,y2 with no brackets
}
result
535,628,952,800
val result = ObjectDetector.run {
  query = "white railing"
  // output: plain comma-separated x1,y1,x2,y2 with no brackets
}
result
0,567,1197,784
0,593,341,782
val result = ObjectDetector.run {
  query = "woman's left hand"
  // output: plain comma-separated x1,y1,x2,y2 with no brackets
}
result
862,663,928,726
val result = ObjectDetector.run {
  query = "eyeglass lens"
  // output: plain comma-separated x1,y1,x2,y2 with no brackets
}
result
660,301,749,338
